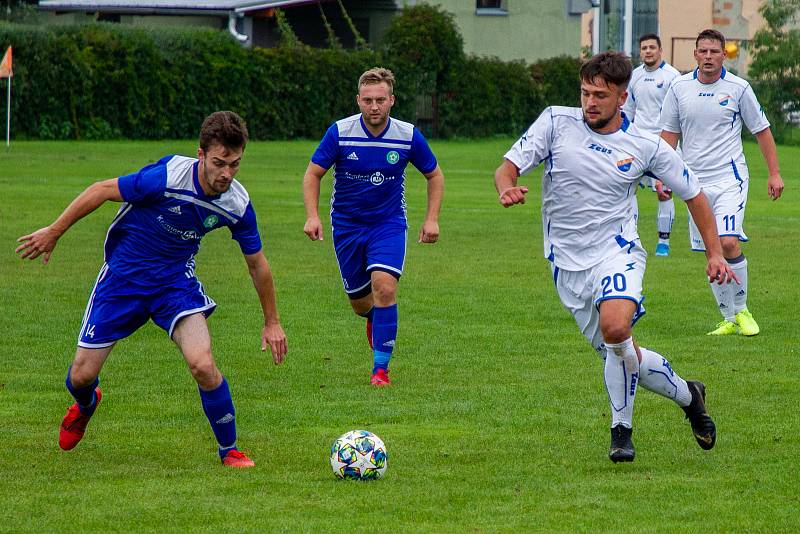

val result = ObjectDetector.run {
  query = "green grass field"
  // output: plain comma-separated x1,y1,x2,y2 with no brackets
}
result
1,139,798,532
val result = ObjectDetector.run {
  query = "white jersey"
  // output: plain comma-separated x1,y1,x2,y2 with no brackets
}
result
659,68,770,185
622,60,681,135
504,106,701,271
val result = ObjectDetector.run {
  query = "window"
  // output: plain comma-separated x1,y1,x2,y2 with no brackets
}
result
476,0,508,16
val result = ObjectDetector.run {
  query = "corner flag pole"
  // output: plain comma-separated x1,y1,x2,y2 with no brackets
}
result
5,76,10,148
1,46,12,148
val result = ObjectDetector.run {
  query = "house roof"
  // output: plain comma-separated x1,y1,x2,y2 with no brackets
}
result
39,0,324,15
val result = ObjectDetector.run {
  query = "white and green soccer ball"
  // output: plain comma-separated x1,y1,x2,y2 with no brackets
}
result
330,430,388,480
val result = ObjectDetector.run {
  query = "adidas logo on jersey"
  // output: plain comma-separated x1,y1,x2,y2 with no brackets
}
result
168,205,181,214
216,413,235,424
347,152,359,160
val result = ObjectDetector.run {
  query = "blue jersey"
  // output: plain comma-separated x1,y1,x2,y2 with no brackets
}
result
311,114,438,226
107,155,262,283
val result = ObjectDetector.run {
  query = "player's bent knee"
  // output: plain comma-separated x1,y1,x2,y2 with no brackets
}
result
720,238,741,258
187,357,220,389
68,365,99,389
600,323,632,345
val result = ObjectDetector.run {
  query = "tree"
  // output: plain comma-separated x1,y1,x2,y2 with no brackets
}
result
382,4,464,121
748,0,800,142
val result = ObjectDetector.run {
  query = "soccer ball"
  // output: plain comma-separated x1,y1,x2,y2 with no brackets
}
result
330,430,388,480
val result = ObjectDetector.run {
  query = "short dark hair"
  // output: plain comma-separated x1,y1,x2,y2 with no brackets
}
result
696,28,725,48
580,51,632,89
638,33,661,48
199,111,249,152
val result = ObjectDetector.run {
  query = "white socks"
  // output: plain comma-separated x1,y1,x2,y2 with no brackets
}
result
637,347,691,407
711,254,748,321
657,197,675,235
709,274,735,322
729,255,748,314
604,337,639,429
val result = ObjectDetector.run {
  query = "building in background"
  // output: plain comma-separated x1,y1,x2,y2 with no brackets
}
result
39,1,593,62
582,0,770,74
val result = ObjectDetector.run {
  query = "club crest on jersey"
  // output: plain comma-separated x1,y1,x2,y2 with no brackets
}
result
616,157,635,172
370,172,385,185
386,150,399,164
718,94,731,106
203,215,219,228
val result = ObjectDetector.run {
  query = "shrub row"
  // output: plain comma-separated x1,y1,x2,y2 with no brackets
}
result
0,22,581,140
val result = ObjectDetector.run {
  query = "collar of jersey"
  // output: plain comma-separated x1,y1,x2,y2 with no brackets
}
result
643,60,665,73
693,67,726,83
192,161,222,200
359,115,392,139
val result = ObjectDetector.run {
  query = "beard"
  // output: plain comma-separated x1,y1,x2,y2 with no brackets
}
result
203,166,231,194
583,111,615,130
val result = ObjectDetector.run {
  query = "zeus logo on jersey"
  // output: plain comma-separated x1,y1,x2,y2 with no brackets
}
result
698,92,715,97
588,143,612,154
616,157,635,172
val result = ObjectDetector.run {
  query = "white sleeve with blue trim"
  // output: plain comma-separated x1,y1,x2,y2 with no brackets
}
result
646,140,701,201
503,108,554,175
739,84,770,135
659,85,681,134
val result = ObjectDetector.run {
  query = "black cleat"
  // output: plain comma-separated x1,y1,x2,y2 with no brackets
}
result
682,381,716,450
609,425,635,463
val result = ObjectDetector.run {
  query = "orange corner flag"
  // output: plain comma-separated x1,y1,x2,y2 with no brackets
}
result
0,47,12,78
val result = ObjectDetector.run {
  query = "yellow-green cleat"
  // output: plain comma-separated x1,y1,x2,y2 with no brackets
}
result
736,309,760,336
707,320,738,336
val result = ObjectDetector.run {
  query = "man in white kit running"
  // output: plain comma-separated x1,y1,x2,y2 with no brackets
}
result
659,29,785,336
622,33,682,257
494,52,737,463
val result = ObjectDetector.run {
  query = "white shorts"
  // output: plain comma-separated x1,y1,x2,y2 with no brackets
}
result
551,242,647,354
689,177,749,251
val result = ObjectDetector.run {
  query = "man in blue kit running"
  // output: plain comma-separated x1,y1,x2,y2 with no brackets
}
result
16,111,287,468
302,67,445,386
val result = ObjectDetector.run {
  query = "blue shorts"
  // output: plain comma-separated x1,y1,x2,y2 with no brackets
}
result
332,220,407,299
77,263,217,348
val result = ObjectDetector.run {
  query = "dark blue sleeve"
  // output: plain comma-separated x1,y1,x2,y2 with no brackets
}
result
230,203,263,255
409,128,438,175
310,124,339,170
117,157,170,203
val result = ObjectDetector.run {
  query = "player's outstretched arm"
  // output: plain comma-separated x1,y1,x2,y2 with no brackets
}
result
419,165,444,244
494,159,528,207
244,251,287,364
15,178,122,264
303,162,329,241
754,128,784,200
685,192,739,285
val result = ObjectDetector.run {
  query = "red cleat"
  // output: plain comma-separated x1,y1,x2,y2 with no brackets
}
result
222,449,255,468
366,320,373,350
370,368,391,386
59,388,101,451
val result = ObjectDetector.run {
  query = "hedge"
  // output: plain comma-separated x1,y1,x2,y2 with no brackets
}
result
0,22,582,140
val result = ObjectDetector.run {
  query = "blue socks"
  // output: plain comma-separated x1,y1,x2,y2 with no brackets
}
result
198,377,238,459
65,366,99,416
372,304,397,373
